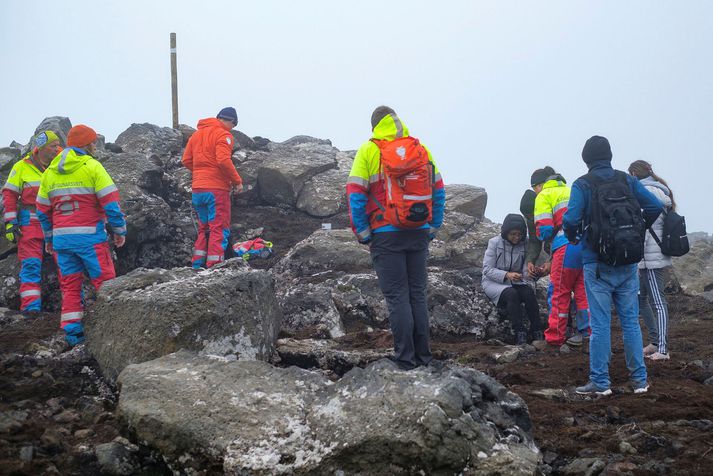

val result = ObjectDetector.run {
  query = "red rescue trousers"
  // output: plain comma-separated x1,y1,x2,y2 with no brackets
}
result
17,222,45,311
55,242,116,329
191,189,231,269
545,244,589,346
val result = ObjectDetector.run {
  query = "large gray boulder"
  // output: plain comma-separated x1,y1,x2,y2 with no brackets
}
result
114,123,183,158
118,351,540,475
296,167,349,217
273,229,372,278
256,141,337,207
445,184,488,222
85,260,282,381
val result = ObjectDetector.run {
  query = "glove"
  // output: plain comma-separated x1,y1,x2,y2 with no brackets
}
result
358,236,372,245
5,222,21,243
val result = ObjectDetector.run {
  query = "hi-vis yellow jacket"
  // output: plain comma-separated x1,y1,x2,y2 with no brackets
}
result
534,179,570,252
345,113,445,242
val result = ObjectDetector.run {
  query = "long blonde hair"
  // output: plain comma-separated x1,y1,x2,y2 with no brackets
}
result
628,160,676,211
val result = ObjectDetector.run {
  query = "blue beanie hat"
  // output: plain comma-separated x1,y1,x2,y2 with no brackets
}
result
217,107,238,124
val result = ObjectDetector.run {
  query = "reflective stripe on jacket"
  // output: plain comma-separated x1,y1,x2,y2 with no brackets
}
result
36,147,126,249
345,114,445,241
2,154,46,225
534,179,570,253
182,118,242,191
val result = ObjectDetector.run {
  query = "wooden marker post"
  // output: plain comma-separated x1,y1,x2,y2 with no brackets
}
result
170,33,179,129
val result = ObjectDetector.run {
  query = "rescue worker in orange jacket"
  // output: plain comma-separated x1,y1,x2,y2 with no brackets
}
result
2,131,62,313
182,107,243,268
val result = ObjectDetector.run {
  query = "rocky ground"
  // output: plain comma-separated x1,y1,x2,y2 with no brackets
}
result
2,292,712,475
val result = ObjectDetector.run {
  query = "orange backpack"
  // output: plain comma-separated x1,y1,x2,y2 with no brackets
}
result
370,136,434,228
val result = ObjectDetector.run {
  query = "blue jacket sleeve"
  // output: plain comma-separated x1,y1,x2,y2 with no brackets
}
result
631,177,664,228
563,181,585,243
430,186,446,230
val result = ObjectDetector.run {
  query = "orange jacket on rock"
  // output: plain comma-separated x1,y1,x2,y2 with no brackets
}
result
182,118,242,191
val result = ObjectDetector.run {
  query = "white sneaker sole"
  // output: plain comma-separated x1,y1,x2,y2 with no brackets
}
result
634,385,649,394
576,388,612,396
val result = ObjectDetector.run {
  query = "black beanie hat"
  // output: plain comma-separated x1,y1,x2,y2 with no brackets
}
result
582,135,612,164
519,189,537,217
501,213,527,241
530,166,556,187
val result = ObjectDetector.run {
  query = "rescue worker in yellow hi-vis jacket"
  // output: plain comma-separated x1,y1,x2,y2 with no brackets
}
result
2,131,62,313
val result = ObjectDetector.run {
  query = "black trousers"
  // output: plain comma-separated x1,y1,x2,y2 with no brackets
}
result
370,229,432,369
497,285,543,334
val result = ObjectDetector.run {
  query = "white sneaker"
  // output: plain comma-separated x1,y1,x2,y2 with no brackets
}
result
633,382,650,394
643,344,657,356
646,352,670,361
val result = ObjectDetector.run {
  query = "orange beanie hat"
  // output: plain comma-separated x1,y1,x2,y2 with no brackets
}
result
67,125,98,148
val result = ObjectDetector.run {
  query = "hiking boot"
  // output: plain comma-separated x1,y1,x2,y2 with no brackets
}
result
646,352,670,361
575,382,612,396
633,381,650,394
566,332,584,347
387,356,415,371
516,331,528,346
643,343,657,356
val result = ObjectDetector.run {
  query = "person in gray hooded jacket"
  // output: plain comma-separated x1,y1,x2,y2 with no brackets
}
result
629,160,674,361
482,214,545,346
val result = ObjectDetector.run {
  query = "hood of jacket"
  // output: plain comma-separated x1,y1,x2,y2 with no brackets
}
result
372,114,410,141
197,117,228,131
640,176,670,197
501,213,527,241
47,147,91,174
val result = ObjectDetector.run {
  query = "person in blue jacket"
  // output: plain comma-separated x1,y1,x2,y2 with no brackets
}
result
563,136,663,396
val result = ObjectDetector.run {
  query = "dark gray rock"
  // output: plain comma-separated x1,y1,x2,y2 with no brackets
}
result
281,135,332,147
230,129,256,150
296,167,349,217
279,283,345,338
274,229,372,278
114,123,183,158
256,141,337,207
85,260,282,381
95,437,140,476
117,351,540,475
0,147,20,172
673,238,713,301
101,152,192,271
28,116,72,151
445,184,488,222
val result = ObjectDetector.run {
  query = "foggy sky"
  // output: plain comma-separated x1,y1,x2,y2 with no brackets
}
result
2,1,711,231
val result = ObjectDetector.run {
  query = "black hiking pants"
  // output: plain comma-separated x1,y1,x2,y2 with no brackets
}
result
497,285,543,334
370,229,432,370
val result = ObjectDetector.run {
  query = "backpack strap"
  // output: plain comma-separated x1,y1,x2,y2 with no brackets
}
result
647,227,663,246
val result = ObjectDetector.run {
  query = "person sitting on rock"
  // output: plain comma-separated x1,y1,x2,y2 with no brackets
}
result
532,166,591,349
2,131,63,314
346,105,445,370
482,213,545,347
628,159,675,361
182,107,243,269
36,125,127,347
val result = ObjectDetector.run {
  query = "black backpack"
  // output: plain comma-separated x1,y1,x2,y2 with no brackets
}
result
585,171,645,266
648,210,690,257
